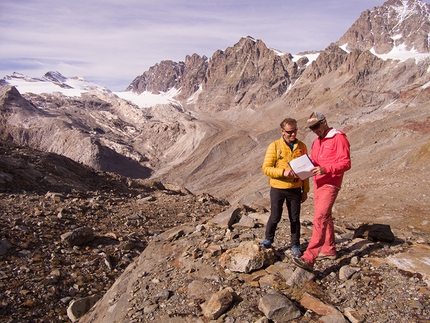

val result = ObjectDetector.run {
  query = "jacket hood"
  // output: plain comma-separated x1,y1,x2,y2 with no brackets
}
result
325,128,344,139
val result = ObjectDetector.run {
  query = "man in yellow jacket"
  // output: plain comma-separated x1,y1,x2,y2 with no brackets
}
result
261,117,310,257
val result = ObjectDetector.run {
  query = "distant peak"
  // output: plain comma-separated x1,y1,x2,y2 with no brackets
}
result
337,0,430,55
43,71,67,83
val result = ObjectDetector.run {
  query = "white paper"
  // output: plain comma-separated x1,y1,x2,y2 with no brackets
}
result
288,154,314,180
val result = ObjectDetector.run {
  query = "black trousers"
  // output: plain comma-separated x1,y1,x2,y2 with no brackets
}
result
265,187,302,247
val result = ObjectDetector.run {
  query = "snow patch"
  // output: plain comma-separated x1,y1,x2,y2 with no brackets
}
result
115,87,181,108
186,84,202,105
391,34,402,41
370,44,430,63
339,44,350,53
421,81,430,89
292,53,320,66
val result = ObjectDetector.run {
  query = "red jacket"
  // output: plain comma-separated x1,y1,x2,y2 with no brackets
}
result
310,128,351,189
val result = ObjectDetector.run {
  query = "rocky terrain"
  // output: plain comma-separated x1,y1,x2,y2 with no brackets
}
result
1,0,430,321
0,140,429,323
0,140,229,322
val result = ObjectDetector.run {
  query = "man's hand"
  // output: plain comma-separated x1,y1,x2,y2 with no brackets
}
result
301,192,308,203
284,169,295,177
311,166,325,176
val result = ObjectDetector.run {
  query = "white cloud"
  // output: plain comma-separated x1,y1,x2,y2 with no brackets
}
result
1,0,428,91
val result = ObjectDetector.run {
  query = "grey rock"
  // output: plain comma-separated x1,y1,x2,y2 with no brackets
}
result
339,265,361,281
320,312,349,323
258,292,300,322
219,241,275,273
207,206,241,229
286,266,315,287
153,289,170,302
232,214,256,229
66,294,100,322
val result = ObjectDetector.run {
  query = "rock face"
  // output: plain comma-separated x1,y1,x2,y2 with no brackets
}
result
337,0,430,54
0,84,192,179
127,36,302,114
126,53,208,98
196,37,300,113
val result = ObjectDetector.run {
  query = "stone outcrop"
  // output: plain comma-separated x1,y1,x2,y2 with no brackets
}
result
67,294,100,322
196,36,299,112
200,287,236,320
337,0,430,54
126,53,208,98
219,240,275,273
258,291,301,322
60,227,95,247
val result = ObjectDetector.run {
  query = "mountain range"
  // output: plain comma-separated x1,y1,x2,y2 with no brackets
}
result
1,0,429,233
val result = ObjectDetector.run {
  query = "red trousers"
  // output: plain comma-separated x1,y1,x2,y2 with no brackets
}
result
302,185,339,265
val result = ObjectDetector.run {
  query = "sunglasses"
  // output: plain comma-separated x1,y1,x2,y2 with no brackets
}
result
309,121,323,131
282,128,297,135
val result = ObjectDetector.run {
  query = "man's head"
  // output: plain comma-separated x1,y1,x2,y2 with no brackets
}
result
307,112,329,136
280,118,297,143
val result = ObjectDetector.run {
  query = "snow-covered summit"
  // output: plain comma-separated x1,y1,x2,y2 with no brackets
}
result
1,71,181,109
1,71,111,97
337,0,430,56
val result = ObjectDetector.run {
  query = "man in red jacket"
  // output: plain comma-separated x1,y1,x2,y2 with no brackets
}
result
293,112,351,271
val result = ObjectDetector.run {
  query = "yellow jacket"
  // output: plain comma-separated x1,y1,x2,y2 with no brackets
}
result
262,137,310,192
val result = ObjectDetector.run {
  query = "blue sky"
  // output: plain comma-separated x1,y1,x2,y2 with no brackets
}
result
1,0,428,91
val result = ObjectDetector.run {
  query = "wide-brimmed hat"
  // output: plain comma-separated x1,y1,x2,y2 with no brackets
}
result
306,111,326,127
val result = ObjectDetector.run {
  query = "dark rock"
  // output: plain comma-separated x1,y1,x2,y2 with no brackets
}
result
353,223,395,242
60,227,95,246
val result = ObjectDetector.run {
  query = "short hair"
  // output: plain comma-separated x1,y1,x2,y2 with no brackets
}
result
280,118,297,129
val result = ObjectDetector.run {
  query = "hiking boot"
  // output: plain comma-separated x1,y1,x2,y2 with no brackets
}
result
316,253,336,260
291,245,302,258
260,239,272,248
293,257,314,272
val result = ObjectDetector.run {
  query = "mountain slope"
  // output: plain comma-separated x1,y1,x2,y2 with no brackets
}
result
337,0,430,54
0,0,430,233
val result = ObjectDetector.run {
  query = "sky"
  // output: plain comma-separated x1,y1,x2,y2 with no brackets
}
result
1,0,430,91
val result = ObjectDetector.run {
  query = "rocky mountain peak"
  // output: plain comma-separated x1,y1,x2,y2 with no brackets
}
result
43,71,67,83
0,85,40,119
126,60,185,94
125,35,302,112
194,36,299,113
337,0,430,54
0,85,22,104
126,53,208,97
